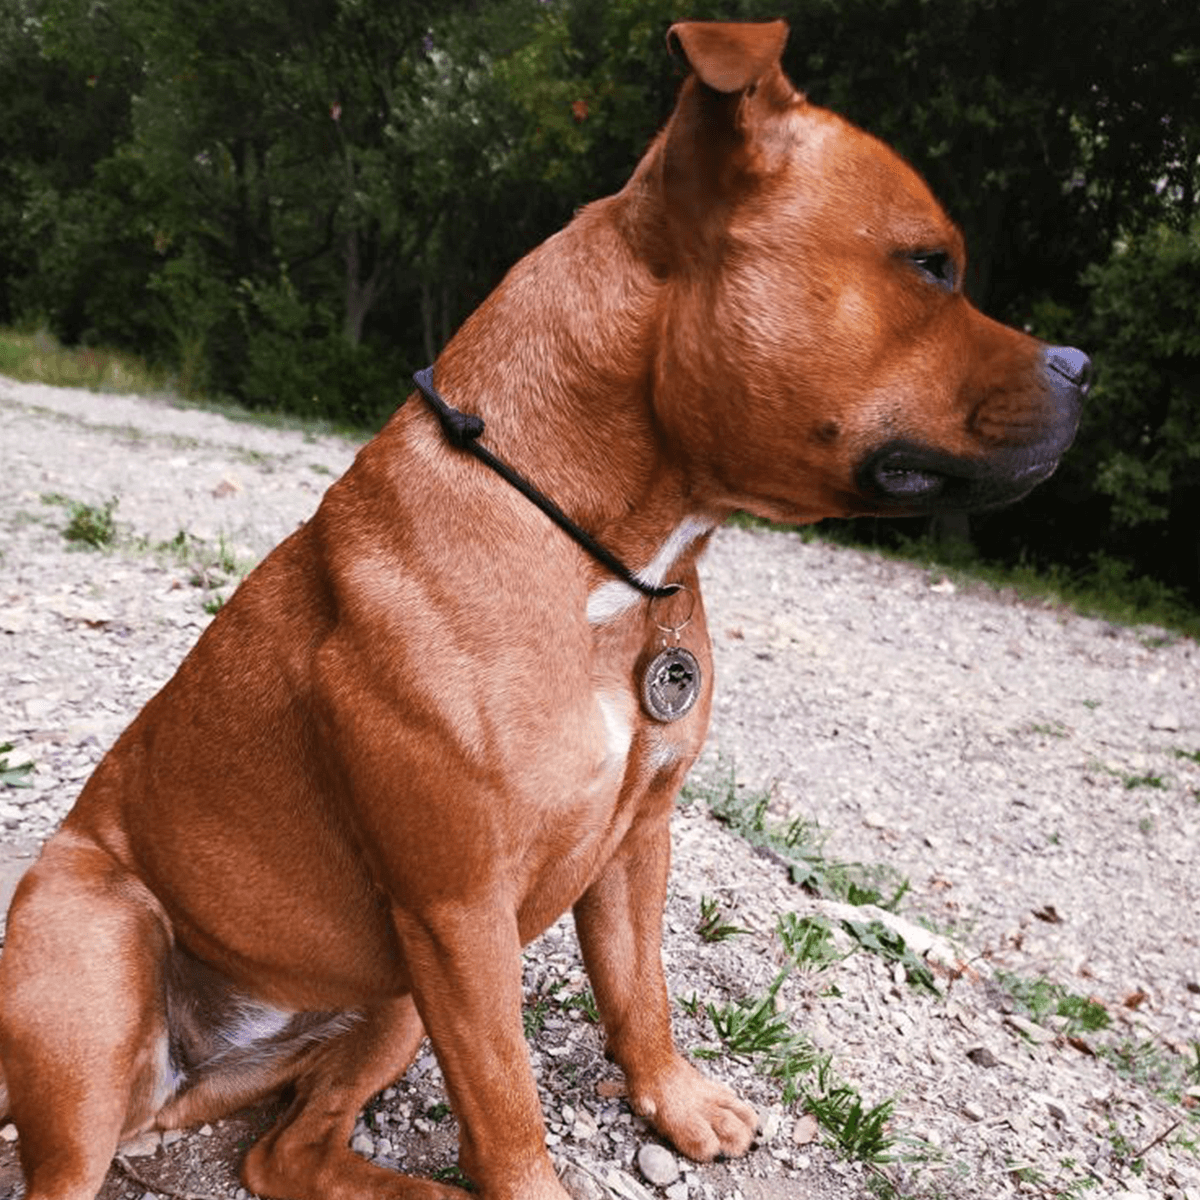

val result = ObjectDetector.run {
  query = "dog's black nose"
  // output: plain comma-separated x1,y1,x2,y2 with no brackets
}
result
1045,346,1093,395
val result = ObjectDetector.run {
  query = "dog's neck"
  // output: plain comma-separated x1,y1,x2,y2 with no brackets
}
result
425,193,720,618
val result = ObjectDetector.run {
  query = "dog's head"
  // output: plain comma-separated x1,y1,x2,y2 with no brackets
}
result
635,20,1089,523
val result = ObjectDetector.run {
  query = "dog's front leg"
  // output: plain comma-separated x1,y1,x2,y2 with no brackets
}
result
573,812,758,1160
393,905,570,1200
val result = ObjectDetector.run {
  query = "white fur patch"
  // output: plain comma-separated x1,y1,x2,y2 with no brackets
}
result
222,1001,293,1049
149,1031,186,1110
586,516,711,624
597,692,634,768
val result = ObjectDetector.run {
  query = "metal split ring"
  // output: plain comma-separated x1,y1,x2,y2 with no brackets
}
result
648,582,696,641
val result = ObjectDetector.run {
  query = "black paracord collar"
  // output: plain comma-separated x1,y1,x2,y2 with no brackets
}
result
412,367,680,600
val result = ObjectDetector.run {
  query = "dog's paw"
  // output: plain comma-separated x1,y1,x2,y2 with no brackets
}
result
627,1057,757,1161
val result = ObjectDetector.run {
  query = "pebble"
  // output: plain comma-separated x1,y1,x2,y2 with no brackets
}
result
637,1143,680,1187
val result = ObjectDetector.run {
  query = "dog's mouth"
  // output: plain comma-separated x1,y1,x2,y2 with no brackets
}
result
857,440,1066,514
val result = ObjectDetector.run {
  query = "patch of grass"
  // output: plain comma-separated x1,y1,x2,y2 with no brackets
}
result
0,327,172,394
430,1164,474,1191
840,920,939,996
560,988,599,1024
998,972,1110,1037
776,913,844,971
63,496,119,548
522,997,551,1039
688,762,910,911
1123,771,1166,790
1172,747,1200,765
1030,720,1069,738
689,968,898,1163
783,522,1200,641
804,1057,896,1164
155,529,252,613
696,895,749,943
425,1102,451,1122
1100,1037,1198,1106
0,743,34,789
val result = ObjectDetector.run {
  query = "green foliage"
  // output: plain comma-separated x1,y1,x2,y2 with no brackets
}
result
696,895,749,943
839,920,939,997
997,972,1110,1037
0,743,35,789
696,762,910,912
776,913,843,971
0,328,168,393
804,1058,897,1165
62,496,118,548
1077,220,1200,525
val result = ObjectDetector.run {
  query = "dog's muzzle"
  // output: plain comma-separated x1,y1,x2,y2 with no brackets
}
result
858,344,1092,513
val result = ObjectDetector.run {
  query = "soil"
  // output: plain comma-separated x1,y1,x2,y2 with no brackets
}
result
1,378,1197,1200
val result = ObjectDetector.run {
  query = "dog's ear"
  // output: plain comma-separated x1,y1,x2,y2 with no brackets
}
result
644,20,794,265
666,20,788,94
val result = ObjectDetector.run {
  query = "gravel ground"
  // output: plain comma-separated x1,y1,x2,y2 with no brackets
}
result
1,377,1198,1200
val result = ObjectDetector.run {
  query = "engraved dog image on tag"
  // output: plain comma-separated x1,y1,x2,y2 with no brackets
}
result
641,647,702,722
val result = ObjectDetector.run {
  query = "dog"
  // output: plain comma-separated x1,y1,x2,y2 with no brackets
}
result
0,19,1088,1200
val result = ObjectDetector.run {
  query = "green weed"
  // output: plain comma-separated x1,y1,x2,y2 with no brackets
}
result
1030,721,1069,738
694,762,910,911
0,743,34,788
430,1164,473,1190
804,1058,896,1163
63,496,118,548
696,895,749,943
560,988,599,1023
998,972,1110,1037
776,913,843,971
1124,772,1166,790
1101,1038,1197,1105
522,998,550,1038
841,920,939,996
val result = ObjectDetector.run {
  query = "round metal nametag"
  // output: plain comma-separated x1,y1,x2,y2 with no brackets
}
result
641,647,702,723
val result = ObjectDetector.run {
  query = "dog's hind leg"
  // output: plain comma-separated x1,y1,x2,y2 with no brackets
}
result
240,993,460,1200
0,830,174,1200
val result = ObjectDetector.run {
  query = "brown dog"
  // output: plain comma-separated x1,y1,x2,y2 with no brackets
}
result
0,20,1088,1200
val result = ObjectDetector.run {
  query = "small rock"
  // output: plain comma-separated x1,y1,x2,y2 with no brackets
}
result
1004,1013,1056,1044
161,1129,185,1148
350,1132,375,1157
962,1101,986,1122
560,1166,606,1200
198,1123,214,1137
121,1130,161,1158
966,1046,999,1068
0,1123,18,1143
665,1183,690,1200
1149,714,1181,731
792,1113,819,1145
637,1142,680,1187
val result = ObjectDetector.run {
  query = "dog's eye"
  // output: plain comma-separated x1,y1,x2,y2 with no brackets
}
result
909,251,956,289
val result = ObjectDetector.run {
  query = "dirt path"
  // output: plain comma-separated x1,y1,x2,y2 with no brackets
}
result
1,378,1197,1200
